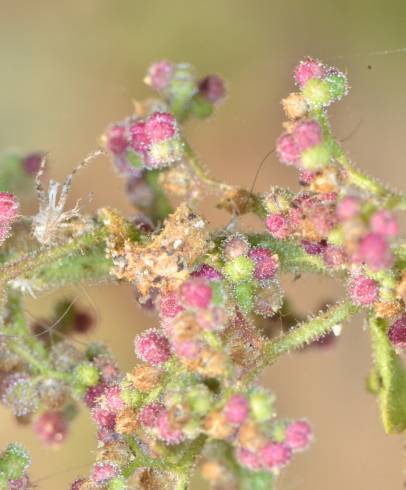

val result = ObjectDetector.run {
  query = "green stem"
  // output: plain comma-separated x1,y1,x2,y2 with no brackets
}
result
240,301,357,386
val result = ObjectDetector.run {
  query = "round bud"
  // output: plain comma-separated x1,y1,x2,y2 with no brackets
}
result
233,282,255,313
135,329,171,366
224,395,249,425
348,274,379,306
294,57,325,88
249,391,274,423
74,363,100,387
34,411,68,446
0,444,30,481
260,442,292,470
293,120,322,151
198,75,226,103
388,314,406,349
181,279,213,309
370,210,399,238
285,420,312,451
249,247,279,281
336,196,361,221
276,133,300,165
300,143,331,171
356,233,393,271
325,70,348,101
302,78,331,108
223,235,250,261
282,92,308,120
91,462,120,487
266,213,290,240
223,256,255,283
145,60,174,91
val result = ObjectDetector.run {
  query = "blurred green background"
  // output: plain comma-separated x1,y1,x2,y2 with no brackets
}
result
1,0,406,488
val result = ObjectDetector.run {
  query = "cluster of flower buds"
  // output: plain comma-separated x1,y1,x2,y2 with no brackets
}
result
145,60,226,119
0,192,19,246
0,443,32,489
103,111,184,175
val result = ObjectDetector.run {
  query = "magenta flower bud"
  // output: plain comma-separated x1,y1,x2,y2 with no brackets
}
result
388,314,406,349
294,57,326,88
348,274,378,306
299,169,316,185
260,442,292,470
105,124,128,155
224,394,249,425
22,152,43,176
302,240,326,255
9,475,32,490
157,410,184,444
323,245,348,268
236,448,262,471
84,383,107,408
160,292,184,318
336,196,361,221
370,210,399,238
198,75,226,103
129,121,150,154
356,232,393,271
102,386,124,412
181,279,213,309
266,213,290,239
0,192,19,223
34,411,68,446
293,120,322,151
91,407,116,431
191,264,223,280
249,247,279,281
91,462,120,487
139,402,165,428
174,339,201,358
285,420,312,451
135,329,171,365
145,112,177,144
276,133,300,165
146,60,174,91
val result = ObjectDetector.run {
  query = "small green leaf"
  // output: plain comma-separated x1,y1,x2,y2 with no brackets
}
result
369,316,406,434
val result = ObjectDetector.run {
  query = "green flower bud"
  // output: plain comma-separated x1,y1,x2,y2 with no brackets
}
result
302,78,331,108
234,282,255,313
328,227,344,246
325,71,348,101
0,444,30,480
108,476,128,490
301,143,331,171
190,95,213,119
187,385,212,416
74,362,100,387
249,391,274,423
224,256,255,283
120,379,142,407
210,280,226,306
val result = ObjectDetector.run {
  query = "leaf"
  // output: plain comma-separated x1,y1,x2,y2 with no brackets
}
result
369,316,406,434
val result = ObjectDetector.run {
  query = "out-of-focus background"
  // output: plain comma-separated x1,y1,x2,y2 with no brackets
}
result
1,0,406,488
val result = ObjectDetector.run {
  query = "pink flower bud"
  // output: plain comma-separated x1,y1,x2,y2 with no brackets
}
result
348,274,378,306
299,169,316,185
224,394,249,425
236,448,262,471
249,247,279,281
91,407,116,431
356,233,393,271
173,339,201,358
223,234,250,260
181,279,213,309
105,124,128,155
294,57,326,88
276,133,300,165
138,402,165,428
34,411,68,446
91,462,120,487
336,196,361,221
370,210,399,238
266,213,290,239
129,121,150,154
198,75,226,103
102,386,124,412
84,383,107,408
293,120,322,150
146,60,174,91
0,192,19,223
160,292,184,318
323,245,348,268
135,329,171,365
302,240,326,255
145,112,177,144
260,442,292,470
285,420,312,451
22,152,43,176
157,410,184,444
191,264,223,280
388,314,406,349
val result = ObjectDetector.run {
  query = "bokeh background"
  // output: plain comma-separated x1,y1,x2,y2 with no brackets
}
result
1,0,406,488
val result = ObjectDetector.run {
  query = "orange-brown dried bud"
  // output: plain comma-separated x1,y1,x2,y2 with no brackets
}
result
374,301,403,320
217,188,260,216
132,467,176,490
239,420,266,452
396,272,406,302
205,410,234,439
167,403,191,429
171,312,202,342
309,166,339,194
200,460,230,486
158,163,202,201
128,365,162,393
115,407,139,435
342,219,368,254
182,347,228,378
97,440,133,464
282,92,308,120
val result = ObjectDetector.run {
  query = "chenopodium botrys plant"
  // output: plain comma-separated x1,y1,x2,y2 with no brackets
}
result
0,57,406,489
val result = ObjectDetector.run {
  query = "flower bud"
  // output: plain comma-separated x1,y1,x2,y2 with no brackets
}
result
222,234,250,261
224,256,255,283
276,133,300,165
300,143,331,171
224,394,249,425
294,57,325,88
370,210,399,238
302,78,331,108
282,92,308,120
266,213,290,239
135,329,171,366
260,442,292,470
249,391,274,423
249,247,279,281
91,462,120,487
336,196,361,221
388,314,406,349
356,232,393,271
348,274,379,306
145,60,174,91
198,75,226,103
233,282,255,313
34,411,68,446
0,444,30,481
74,363,100,387
285,420,312,451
